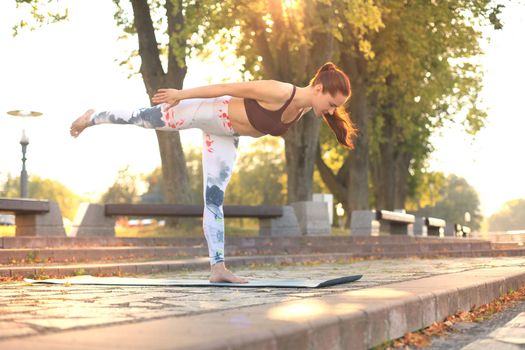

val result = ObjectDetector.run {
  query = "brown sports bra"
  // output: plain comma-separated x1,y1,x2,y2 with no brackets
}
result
243,85,302,136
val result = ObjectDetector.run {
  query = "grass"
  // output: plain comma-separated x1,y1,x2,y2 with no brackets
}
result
0,226,15,237
116,221,350,238
116,219,261,238
0,219,349,238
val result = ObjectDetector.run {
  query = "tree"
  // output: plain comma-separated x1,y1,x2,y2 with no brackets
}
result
227,137,286,206
1,174,82,220
141,146,203,204
142,137,287,206
14,0,237,224
214,0,383,205
100,166,141,204
413,174,482,230
488,199,525,232
405,170,446,211
317,1,503,219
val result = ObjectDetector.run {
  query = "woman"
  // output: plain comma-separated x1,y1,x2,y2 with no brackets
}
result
70,62,354,283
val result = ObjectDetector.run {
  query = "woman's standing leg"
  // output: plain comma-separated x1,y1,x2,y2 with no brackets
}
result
71,97,246,282
201,131,244,282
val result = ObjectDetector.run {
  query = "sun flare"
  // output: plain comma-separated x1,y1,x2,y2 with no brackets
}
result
282,0,300,11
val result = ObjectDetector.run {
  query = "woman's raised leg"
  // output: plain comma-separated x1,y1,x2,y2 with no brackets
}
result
70,100,213,137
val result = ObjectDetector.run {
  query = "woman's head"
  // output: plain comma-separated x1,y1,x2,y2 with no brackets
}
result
310,62,355,149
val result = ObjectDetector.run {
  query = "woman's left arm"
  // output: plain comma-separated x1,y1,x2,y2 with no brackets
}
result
152,80,292,107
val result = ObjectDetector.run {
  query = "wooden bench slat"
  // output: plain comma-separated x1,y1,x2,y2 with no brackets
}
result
105,204,283,218
425,217,446,228
0,198,50,214
376,210,415,224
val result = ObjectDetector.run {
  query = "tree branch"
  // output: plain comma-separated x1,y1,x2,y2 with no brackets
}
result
130,0,165,96
166,0,187,86
316,143,348,206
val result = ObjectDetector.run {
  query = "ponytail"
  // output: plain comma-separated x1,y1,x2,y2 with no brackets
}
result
310,62,356,149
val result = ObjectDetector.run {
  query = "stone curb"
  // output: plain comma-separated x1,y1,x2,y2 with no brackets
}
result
1,266,524,349
1,249,525,279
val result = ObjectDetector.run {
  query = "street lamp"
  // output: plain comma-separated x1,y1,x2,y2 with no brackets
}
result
464,211,471,225
335,203,345,229
6,110,43,198
19,130,29,197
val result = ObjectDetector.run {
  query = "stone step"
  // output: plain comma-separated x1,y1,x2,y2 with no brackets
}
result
0,235,491,249
489,233,525,243
492,242,525,250
0,241,494,265
2,248,525,279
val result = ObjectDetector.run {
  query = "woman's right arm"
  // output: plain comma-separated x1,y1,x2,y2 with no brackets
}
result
152,80,290,107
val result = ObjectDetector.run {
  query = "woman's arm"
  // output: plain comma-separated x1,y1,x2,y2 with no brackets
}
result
152,80,291,107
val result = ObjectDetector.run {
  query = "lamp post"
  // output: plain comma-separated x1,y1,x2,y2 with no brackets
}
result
335,203,345,229
464,211,471,225
6,110,43,198
20,130,29,197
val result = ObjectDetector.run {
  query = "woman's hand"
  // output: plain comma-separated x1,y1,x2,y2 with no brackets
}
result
152,88,181,109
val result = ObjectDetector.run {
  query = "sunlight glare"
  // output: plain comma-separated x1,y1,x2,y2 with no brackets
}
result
267,299,329,321
282,0,300,11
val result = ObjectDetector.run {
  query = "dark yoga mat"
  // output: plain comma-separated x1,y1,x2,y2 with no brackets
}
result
24,274,363,288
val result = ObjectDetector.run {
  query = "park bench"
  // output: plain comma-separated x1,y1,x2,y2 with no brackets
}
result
445,223,471,237
71,203,301,237
461,225,471,237
350,209,416,236
414,217,447,237
0,198,65,236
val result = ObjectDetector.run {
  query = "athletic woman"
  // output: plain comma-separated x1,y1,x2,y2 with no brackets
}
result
70,62,354,283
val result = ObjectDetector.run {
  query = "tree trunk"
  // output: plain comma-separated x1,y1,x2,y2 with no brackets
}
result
131,0,193,227
371,114,396,210
284,113,321,203
316,53,371,226
253,0,333,204
371,115,414,211
393,152,412,209
342,54,370,214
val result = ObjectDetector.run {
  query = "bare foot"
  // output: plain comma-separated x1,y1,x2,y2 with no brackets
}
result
209,262,247,283
70,109,95,138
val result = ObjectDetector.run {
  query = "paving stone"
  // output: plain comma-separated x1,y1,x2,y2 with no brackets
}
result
489,312,525,345
0,321,37,338
20,316,132,330
0,256,525,345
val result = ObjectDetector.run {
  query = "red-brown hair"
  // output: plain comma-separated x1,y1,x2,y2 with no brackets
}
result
310,62,355,149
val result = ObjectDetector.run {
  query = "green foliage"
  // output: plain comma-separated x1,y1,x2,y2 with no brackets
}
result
109,0,239,72
12,1,506,214
13,0,68,36
140,147,202,204
219,0,383,82
412,174,482,230
488,199,525,232
406,170,446,211
366,0,495,163
227,137,286,205
0,174,81,220
319,0,503,210
100,166,142,204
141,137,286,205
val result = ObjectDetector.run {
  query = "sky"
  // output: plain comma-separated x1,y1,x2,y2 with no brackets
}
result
0,1,523,216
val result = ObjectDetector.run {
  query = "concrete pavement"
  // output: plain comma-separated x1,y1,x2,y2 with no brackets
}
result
1,256,525,349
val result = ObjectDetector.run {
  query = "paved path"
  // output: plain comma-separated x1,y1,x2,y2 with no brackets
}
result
426,301,525,349
1,256,525,343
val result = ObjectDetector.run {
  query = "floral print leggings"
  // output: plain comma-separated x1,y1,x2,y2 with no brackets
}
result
90,96,239,265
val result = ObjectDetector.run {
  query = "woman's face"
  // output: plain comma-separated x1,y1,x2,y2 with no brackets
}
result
311,84,349,117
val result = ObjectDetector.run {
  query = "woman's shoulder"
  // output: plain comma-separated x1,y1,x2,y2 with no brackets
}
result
256,80,295,101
